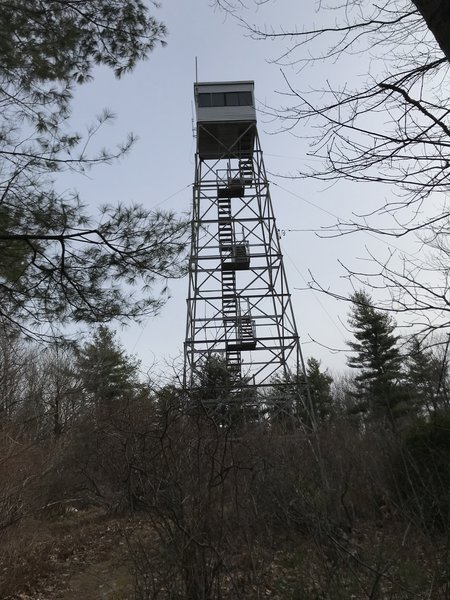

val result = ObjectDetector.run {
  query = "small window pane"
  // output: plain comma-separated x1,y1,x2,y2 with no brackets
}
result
238,91,253,106
212,92,225,107
198,93,211,107
225,92,239,106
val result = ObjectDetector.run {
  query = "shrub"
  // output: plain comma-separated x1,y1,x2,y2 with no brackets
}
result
394,413,450,530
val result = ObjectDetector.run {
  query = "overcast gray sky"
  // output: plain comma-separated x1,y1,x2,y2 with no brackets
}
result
61,1,422,377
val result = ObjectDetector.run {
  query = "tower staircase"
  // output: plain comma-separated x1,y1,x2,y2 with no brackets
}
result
218,194,256,362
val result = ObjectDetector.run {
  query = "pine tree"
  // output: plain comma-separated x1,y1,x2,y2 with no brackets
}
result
74,326,154,511
76,326,142,419
265,370,313,429
0,1,167,85
306,357,333,424
192,355,255,426
347,290,406,430
0,1,187,334
405,336,448,417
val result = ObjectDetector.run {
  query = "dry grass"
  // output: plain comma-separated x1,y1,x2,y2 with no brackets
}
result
0,508,145,600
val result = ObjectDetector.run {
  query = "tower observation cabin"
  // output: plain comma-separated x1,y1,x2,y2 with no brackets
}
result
195,81,256,159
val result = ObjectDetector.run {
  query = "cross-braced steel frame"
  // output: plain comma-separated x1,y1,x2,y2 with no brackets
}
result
184,123,309,404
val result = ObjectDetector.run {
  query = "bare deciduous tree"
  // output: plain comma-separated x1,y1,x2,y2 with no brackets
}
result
214,0,450,336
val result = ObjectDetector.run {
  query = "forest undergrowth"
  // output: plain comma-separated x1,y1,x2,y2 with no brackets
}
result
1,404,449,600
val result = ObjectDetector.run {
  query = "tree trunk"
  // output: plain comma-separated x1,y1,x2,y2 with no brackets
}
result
411,0,450,62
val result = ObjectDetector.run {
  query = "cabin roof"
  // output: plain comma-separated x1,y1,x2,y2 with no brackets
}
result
195,81,254,87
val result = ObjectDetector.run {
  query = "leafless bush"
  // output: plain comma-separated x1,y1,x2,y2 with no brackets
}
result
128,404,449,599
129,412,274,599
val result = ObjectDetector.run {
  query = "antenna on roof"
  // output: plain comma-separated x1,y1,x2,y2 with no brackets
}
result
191,101,196,141
192,57,198,141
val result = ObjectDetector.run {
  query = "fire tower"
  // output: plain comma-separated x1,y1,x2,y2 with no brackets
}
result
184,81,309,408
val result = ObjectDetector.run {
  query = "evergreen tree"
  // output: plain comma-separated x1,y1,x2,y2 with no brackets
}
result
0,1,187,334
405,336,448,417
0,1,167,85
76,326,142,419
306,357,333,424
191,355,258,426
265,370,313,429
266,359,332,428
193,355,235,406
347,290,406,430
74,326,154,511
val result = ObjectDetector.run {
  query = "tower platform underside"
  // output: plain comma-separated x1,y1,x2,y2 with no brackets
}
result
197,121,255,160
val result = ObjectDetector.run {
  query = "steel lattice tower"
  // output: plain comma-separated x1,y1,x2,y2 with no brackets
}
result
184,81,309,408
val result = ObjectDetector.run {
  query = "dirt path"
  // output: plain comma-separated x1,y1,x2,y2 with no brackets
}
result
5,510,147,600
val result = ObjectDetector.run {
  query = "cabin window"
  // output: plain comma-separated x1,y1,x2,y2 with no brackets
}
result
212,92,225,107
197,90,253,108
225,92,239,106
238,91,252,106
198,93,211,107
